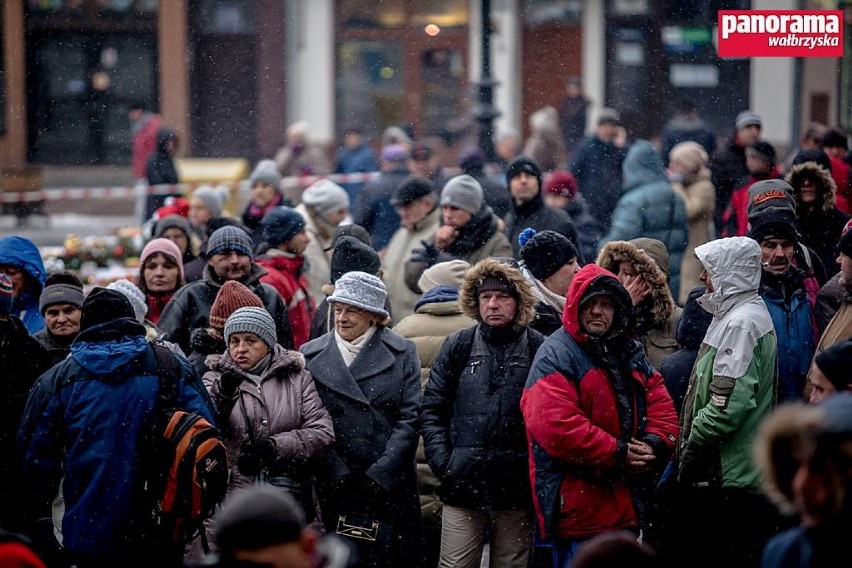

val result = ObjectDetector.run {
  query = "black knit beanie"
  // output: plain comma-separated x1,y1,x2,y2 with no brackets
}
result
214,485,305,554
80,287,135,332
518,228,578,281
330,236,381,283
815,338,852,391
506,155,543,190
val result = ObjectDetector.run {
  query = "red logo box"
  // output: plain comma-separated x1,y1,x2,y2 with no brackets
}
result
717,10,843,58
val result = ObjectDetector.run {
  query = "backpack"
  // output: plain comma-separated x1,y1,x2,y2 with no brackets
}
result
148,344,229,549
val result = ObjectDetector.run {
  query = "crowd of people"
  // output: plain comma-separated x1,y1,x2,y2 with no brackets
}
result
2,102,852,568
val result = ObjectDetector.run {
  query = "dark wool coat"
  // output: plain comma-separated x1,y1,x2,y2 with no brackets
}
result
300,326,423,565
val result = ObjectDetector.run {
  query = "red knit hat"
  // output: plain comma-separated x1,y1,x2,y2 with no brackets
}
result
209,281,263,331
544,170,578,199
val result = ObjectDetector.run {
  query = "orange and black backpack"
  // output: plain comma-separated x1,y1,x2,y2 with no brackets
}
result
147,344,229,551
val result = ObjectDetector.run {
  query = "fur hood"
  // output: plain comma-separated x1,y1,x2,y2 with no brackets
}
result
785,161,837,213
596,240,674,331
460,257,537,329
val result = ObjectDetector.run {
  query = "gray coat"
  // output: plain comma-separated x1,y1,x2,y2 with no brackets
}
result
300,326,423,564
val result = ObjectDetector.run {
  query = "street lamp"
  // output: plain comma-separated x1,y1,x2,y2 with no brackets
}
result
473,0,500,161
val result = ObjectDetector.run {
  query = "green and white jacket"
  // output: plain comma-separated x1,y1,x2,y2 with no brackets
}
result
678,237,777,492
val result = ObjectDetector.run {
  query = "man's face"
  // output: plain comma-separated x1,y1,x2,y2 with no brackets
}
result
231,531,316,568
251,182,278,208
838,252,852,290
509,172,539,205
738,124,761,146
799,176,818,204
344,132,363,150
760,238,795,276
209,250,252,281
596,122,617,142
478,290,517,328
396,196,434,230
442,205,472,228
496,135,521,161
128,108,143,123
543,260,580,297
807,361,837,405
700,268,714,293
44,303,81,338
408,155,438,178
160,227,189,254
746,154,771,176
0,265,26,297
283,229,311,256
580,295,615,337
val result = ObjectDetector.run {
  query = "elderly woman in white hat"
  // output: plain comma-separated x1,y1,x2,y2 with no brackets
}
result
300,271,422,566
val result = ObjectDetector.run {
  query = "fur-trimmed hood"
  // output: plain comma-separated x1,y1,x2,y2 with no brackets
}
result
786,161,837,213
596,240,674,331
460,257,537,329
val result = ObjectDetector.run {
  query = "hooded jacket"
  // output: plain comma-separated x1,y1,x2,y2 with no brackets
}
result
17,319,214,557
678,237,777,491
257,251,314,349
596,240,678,369
672,171,716,304
521,264,678,540
786,161,851,273
421,259,544,511
0,236,46,333
601,141,688,300
145,128,179,186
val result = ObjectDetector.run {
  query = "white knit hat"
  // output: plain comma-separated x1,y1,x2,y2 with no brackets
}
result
106,279,147,323
327,271,388,318
303,179,350,216
224,306,277,351
418,260,470,293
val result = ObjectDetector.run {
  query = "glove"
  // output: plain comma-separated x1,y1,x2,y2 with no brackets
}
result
237,440,262,477
256,436,278,464
409,240,440,267
190,327,224,355
219,371,244,398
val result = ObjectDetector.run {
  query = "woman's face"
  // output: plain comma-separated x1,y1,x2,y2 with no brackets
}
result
188,196,213,227
333,303,375,341
160,227,190,254
142,252,180,294
228,332,270,370
251,182,278,208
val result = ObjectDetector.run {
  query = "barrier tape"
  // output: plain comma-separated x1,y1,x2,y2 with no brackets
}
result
0,171,383,203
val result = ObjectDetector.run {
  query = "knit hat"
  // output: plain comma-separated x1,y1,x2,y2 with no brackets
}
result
206,226,254,260
747,179,798,242
392,177,435,207
106,279,147,323
477,275,513,296
381,144,410,163
736,110,763,130
814,338,852,392
0,274,14,315
154,214,192,240
328,271,389,318
748,179,797,214
261,207,306,247
325,224,372,252
440,174,483,215
506,156,543,190
210,280,264,331
330,236,381,284
39,271,85,315
669,141,710,174
544,170,579,200
214,484,305,554
224,306,277,351
792,147,833,174
190,185,229,218
80,287,135,332
746,140,777,165
140,238,185,279
302,179,350,216
816,391,852,440
837,219,852,257
821,129,848,150
459,148,486,171
418,260,470,293
249,159,281,187
597,107,620,126
518,228,578,281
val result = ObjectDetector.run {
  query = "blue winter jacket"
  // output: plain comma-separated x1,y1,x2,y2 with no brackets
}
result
0,236,46,333
760,280,816,403
335,142,379,203
601,140,688,300
17,318,215,557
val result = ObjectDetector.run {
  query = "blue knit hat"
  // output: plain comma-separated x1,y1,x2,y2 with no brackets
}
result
207,226,254,259
224,306,277,351
261,207,306,247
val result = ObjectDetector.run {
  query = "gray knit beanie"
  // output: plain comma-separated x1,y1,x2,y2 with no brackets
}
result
39,284,85,315
418,260,470,293
249,159,281,187
440,174,483,215
191,185,229,218
224,306,277,351
302,179,350,216
327,271,388,318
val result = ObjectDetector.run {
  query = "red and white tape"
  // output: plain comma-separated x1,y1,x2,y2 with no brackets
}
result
0,171,382,203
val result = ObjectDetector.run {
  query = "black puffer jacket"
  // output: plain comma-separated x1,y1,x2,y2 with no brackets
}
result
505,192,578,257
710,134,748,229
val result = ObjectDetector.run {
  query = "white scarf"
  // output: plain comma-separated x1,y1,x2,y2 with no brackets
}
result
334,326,377,367
532,277,566,314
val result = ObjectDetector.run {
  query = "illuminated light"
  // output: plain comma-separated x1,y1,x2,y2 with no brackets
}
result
425,24,441,36
380,66,395,79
